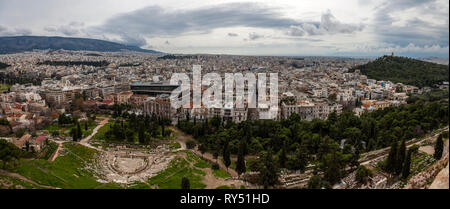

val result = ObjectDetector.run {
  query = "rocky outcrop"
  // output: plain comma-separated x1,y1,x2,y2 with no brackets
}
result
405,153,449,189
429,164,449,189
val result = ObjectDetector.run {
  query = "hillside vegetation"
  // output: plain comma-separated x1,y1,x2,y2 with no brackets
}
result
352,56,449,88
0,36,162,54
0,62,10,70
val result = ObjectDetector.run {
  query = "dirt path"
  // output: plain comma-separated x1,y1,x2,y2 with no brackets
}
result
0,169,57,189
170,127,239,178
49,142,63,162
78,117,110,151
80,117,110,144
202,167,245,189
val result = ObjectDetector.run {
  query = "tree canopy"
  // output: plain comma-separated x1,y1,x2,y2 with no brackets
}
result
351,56,449,88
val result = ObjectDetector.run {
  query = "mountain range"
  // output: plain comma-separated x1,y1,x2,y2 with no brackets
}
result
0,36,162,54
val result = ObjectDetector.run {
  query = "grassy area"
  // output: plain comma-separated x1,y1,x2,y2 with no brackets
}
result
127,181,153,189
169,142,181,150
409,152,436,178
0,84,12,93
213,169,231,179
215,185,236,189
12,142,122,189
194,160,211,169
148,157,206,189
94,113,111,118
40,141,59,160
92,121,113,141
0,174,44,189
44,119,98,137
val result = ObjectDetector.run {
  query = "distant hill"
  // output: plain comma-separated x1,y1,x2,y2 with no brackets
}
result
351,56,449,88
419,57,449,65
0,36,162,54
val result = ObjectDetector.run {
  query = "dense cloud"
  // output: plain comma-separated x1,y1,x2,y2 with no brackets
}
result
0,0,447,56
117,34,147,47
248,32,264,40
0,25,32,36
93,2,364,42
44,22,85,36
372,0,449,47
287,10,365,36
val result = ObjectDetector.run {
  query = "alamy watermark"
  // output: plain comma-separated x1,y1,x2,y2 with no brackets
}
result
170,65,278,119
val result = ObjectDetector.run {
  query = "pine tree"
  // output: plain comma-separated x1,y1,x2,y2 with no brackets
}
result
434,134,444,160
258,150,279,189
350,149,360,169
386,140,398,173
279,142,287,168
396,139,406,174
236,139,247,176
295,143,309,172
181,177,190,189
402,150,412,179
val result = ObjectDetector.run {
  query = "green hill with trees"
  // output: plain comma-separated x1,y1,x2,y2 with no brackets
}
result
351,56,449,88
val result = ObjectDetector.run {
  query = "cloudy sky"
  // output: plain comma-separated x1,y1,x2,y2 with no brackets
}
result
0,0,448,57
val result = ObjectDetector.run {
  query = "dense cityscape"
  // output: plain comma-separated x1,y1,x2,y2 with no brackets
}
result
0,48,448,190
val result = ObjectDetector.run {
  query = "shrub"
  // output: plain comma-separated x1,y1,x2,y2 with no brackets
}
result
442,131,449,139
247,158,261,171
211,163,220,170
409,144,420,154
186,140,196,149
355,165,372,183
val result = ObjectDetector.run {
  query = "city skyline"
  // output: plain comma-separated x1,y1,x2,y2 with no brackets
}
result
0,0,448,57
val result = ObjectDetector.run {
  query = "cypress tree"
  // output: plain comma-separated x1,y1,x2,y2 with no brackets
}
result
223,140,231,170
181,177,190,189
77,122,82,140
71,127,78,141
386,140,398,173
295,143,309,172
236,139,247,176
402,150,412,179
279,142,287,168
396,139,406,175
434,134,444,160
